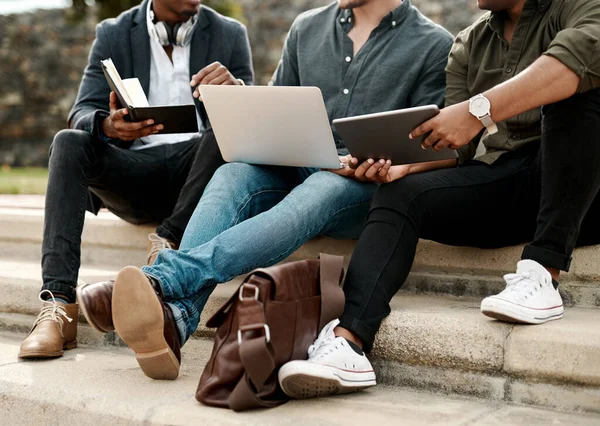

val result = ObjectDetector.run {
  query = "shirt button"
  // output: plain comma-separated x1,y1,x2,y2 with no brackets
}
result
340,18,346,23
348,17,352,22
343,89,350,95
505,67,513,73
392,21,397,27
345,56,352,63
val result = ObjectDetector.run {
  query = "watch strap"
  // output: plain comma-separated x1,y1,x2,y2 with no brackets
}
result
480,114,498,135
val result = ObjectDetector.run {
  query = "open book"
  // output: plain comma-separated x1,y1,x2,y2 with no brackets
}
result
101,58,198,134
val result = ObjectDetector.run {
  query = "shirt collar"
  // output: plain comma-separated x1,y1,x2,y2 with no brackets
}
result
338,0,410,29
486,0,551,35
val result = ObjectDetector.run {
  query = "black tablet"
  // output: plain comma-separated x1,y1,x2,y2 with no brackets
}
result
333,105,458,165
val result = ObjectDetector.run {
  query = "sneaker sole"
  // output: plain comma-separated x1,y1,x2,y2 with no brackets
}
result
76,283,110,334
279,362,376,399
481,297,564,325
112,266,179,380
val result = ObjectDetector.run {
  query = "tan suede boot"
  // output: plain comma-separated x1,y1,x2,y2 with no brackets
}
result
147,233,178,265
19,291,78,359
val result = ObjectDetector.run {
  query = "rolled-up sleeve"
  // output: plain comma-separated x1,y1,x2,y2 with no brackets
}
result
445,30,471,108
543,0,600,93
445,30,478,163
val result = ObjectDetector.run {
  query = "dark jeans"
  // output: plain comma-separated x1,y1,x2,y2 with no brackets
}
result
340,89,600,351
41,128,225,302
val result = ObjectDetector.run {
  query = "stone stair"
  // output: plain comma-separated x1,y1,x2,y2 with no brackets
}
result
0,195,599,419
4,333,600,426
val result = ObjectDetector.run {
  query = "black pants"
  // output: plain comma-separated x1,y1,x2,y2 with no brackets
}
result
340,89,600,351
41,129,225,302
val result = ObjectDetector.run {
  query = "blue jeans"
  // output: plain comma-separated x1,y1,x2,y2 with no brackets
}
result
142,163,376,343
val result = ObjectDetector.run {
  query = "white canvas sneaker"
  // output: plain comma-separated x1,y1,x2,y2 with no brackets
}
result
481,259,564,324
278,319,376,399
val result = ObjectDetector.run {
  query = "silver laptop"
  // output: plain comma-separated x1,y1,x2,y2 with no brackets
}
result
333,105,458,165
198,85,342,169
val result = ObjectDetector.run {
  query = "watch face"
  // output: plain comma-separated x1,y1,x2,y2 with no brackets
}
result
470,96,491,117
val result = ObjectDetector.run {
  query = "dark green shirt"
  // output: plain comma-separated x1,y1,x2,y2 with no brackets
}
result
446,0,600,164
270,0,453,154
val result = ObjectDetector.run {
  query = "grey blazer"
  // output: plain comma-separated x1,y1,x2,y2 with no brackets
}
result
68,0,254,141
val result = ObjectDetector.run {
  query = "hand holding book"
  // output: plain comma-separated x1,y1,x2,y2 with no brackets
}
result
100,59,198,137
102,92,164,141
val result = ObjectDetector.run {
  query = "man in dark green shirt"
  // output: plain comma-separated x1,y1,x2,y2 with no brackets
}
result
279,0,600,399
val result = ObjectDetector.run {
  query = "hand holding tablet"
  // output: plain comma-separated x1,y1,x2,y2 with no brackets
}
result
332,105,458,165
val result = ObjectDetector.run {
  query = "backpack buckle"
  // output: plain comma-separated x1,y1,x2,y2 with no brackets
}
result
239,283,259,302
237,324,271,345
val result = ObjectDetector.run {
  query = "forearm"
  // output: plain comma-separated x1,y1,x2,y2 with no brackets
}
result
485,55,580,123
406,159,457,175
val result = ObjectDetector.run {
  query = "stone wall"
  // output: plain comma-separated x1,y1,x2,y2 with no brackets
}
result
0,9,96,166
0,0,483,166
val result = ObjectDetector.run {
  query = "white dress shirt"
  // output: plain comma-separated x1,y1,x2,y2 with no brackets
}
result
130,1,203,150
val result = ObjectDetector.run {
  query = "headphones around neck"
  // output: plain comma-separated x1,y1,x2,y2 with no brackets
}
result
149,4,197,47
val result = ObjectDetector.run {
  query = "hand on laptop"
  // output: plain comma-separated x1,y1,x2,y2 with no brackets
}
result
190,62,242,99
101,92,164,140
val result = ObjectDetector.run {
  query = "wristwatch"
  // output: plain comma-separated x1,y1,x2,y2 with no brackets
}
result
469,94,498,135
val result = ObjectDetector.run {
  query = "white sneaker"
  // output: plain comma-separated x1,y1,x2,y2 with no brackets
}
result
278,319,376,399
481,260,564,324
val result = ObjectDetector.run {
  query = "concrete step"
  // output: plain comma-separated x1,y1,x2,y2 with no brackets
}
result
0,207,151,267
1,206,599,307
0,259,241,336
2,291,599,414
0,194,45,209
1,332,599,425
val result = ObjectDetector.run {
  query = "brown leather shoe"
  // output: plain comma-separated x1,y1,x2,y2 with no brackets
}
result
112,266,181,380
147,233,178,265
77,281,115,333
19,291,78,359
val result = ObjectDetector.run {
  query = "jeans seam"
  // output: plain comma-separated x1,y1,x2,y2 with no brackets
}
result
65,163,89,292
232,189,290,227
262,196,372,267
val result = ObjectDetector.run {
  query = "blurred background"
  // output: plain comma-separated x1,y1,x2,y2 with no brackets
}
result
0,0,483,194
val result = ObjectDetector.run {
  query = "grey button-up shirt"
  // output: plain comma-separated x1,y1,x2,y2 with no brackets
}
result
270,0,453,154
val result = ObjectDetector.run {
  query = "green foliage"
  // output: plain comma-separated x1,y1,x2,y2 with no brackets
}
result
0,167,48,195
96,0,140,21
68,0,244,22
205,0,245,22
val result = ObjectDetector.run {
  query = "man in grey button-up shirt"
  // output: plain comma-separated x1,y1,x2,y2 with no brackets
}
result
271,1,452,154
87,0,453,383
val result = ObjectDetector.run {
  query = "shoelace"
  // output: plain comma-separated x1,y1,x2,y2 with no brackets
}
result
33,290,73,337
308,319,340,358
503,271,544,299
148,233,175,259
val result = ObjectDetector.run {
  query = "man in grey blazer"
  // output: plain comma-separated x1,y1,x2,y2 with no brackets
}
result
19,0,253,359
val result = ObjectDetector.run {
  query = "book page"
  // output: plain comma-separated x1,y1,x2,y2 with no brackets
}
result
122,78,150,107
101,58,133,107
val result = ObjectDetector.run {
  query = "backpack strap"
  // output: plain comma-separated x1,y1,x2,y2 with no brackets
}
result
318,253,345,330
228,282,284,411
228,255,345,411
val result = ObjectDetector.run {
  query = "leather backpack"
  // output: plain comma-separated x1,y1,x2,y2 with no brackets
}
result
196,254,345,411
